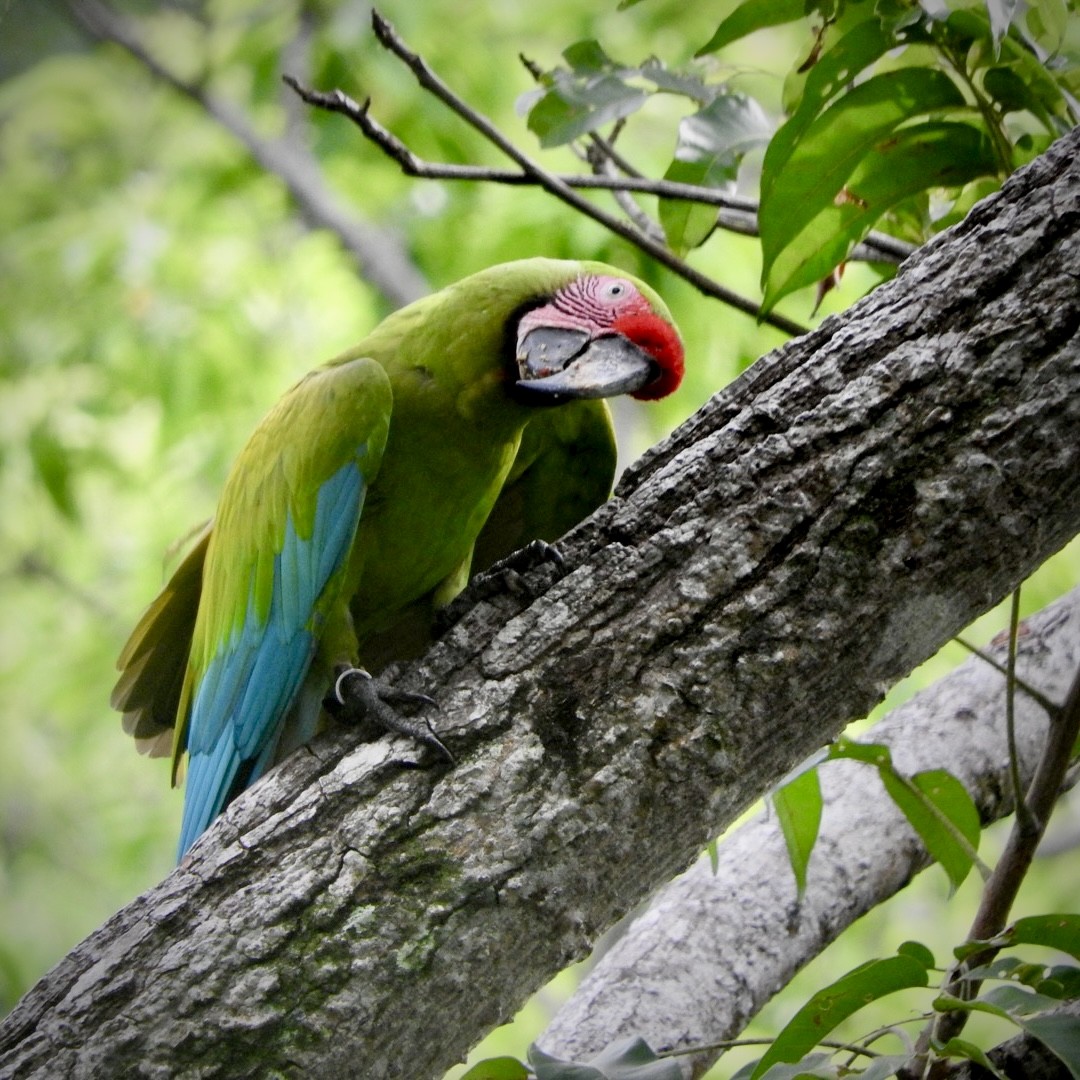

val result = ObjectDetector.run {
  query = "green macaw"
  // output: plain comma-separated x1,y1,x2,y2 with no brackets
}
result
111,258,685,857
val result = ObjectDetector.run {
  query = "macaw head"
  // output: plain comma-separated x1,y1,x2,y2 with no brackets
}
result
512,272,685,405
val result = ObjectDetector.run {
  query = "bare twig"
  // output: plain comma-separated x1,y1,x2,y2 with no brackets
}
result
63,0,428,309
286,10,811,337
281,74,910,268
583,141,667,244
954,634,1062,718
7,553,118,622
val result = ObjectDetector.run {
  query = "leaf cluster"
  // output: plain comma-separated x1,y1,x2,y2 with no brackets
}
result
524,0,1079,310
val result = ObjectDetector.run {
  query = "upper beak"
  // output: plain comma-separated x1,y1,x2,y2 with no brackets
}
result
514,328,656,405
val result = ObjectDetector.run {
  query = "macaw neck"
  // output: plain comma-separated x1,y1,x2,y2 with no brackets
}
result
361,290,536,436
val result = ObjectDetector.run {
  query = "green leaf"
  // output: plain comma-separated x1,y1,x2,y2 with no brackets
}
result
29,420,79,521
674,93,773,165
526,75,648,147
1020,1013,1080,1080
767,15,899,190
563,40,617,74
827,738,892,767
460,1058,532,1080
934,990,1080,1079
1007,915,1080,961
936,1038,1009,1079
947,10,1074,131
959,915,1080,963
761,64,965,228
983,66,1036,115
898,940,936,969
1026,0,1069,52
696,0,808,57
760,66,968,306
772,767,822,898
1046,965,1080,999
762,119,996,311
525,40,653,147
660,94,772,254
982,984,1068,1016
887,766,982,892
750,953,930,1079
529,1037,683,1080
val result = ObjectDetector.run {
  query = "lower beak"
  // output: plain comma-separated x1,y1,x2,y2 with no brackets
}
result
514,330,655,404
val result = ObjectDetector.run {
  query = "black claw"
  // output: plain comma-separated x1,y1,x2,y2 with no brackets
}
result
434,539,568,636
325,665,454,764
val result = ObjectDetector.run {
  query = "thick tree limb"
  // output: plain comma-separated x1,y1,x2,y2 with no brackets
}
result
64,0,429,309
539,587,1080,1077
0,128,1076,1079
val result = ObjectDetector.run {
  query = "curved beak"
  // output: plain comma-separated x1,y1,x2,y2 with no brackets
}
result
514,328,655,405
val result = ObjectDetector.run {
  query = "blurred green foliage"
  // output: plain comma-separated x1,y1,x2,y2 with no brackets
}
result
1,1,1077,1076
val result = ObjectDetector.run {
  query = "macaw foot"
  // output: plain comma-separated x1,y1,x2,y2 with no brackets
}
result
482,538,566,595
435,539,567,636
324,665,454,764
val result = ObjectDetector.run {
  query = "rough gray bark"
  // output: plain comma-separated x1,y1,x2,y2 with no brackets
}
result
0,129,1077,1079
540,586,1080,1077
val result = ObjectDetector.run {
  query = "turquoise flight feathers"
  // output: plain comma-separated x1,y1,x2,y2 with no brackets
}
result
112,258,685,858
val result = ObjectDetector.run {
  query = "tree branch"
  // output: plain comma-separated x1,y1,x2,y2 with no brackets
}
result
63,0,429,309
0,123,1076,1080
291,86,911,268
539,587,1080,1076
283,10,811,338
910,641,1080,1076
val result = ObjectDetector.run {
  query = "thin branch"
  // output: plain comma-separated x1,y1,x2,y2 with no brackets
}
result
902,655,1080,1078
513,50,911,266
7,553,118,622
954,635,1062,719
282,67,910,271
586,130,647,182
1005,590,1039,836
63,0,428,309
293,9,810,338
584,142,667,245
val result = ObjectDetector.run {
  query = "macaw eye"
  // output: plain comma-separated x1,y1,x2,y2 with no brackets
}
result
601,280,630,302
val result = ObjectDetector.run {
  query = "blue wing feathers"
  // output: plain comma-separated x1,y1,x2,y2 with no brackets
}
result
178,459,366,858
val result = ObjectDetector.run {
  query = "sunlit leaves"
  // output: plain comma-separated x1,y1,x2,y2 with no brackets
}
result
884,764,985,891
765,119,996,309
525,41,650,148
660,94,771,254
759,67,981,310
685,0,1079,311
